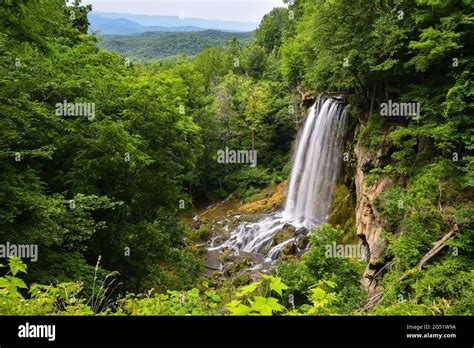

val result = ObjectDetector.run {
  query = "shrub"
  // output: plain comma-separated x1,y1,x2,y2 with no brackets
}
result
277,224,365,313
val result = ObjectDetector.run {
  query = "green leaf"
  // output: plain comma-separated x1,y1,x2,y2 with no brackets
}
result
8,257,27,276
324,280,336,289
225,300,251,315
7,276,27,289
0,277,9,288
310,288,326,301
236,281,261,297
205,290,221,303
269,277,289,297
250,296,285,315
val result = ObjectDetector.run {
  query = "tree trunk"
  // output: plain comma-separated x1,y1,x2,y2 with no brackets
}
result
251,130,256,152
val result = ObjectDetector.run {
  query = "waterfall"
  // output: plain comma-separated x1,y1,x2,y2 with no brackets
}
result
283,96,349,228
210,96,349,262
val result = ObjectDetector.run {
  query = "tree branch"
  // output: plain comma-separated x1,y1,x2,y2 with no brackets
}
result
399,225,459,281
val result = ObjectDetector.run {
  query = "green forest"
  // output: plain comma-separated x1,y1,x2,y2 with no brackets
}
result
0,0,473,317
98,30,255,60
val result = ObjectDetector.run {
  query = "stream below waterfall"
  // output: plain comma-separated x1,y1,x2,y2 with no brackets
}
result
204,96,349,276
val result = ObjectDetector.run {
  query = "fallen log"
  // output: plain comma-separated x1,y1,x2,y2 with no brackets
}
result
399,225,458,281
415,227,458,269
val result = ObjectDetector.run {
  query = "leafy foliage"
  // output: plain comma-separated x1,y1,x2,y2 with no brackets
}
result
277,224,366,313
98,30,254,60
1,258,340,316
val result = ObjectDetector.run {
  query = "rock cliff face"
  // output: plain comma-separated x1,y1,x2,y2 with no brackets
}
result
352,123,392,296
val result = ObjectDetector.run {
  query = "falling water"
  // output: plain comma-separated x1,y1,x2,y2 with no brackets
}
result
283,96,349,228
210,96,349,262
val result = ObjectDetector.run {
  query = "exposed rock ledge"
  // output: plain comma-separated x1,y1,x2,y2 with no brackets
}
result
353,124,392,296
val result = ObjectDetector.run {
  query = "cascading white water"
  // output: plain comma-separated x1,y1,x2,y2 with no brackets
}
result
210,96,349,262
283,97,349,228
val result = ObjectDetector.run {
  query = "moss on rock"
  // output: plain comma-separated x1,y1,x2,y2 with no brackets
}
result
328,184,357,243
238,180,288,214
273,223,296,245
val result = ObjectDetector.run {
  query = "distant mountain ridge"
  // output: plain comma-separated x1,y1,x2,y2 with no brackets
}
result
89,14,206,35
89,12,258,35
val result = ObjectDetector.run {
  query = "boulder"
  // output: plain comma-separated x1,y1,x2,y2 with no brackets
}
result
296,235,309,250
273,223,296,245
296,227,309,235
282,241,297,255
204,250,222,271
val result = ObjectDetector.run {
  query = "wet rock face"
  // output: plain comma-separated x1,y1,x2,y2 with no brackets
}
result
259,241,273,255
193,215,201,230
204,249,223,273
296,234,309,250
273,223,297,245
296,226,309,235
282,241,297,255
354,123,392,295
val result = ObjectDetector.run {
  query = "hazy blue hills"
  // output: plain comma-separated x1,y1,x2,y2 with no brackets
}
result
98,30,254,60
89,11,258,35
89,14,206,35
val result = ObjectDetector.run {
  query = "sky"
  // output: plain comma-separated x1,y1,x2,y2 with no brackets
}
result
80,0,285,23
